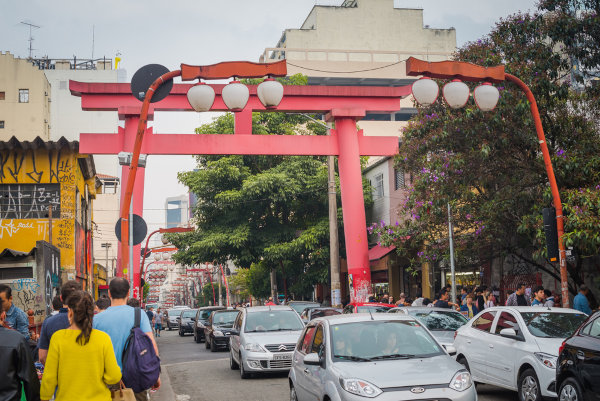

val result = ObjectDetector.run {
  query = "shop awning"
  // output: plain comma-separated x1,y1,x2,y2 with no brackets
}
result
368,244,396,261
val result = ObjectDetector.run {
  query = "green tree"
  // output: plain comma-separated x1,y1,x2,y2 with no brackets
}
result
169,74,373,299
371,11,600,295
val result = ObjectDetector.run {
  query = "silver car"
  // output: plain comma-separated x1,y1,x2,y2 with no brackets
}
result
289,313,477,401
388,307,469,352
229,305,305,379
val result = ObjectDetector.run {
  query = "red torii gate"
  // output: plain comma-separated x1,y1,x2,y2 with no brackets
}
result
71,77,411,302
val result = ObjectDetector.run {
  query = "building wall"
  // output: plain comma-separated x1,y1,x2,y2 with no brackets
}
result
0,52,51,140
92,184,120,276
364,158,391,225
0,143,96,289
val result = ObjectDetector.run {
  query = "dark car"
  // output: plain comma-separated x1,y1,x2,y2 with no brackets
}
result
193,306,226,343
299,307,341,324
557,311,600,401
204,309,240,352
177,308,198,336
342,302,395,314
288,301,320,316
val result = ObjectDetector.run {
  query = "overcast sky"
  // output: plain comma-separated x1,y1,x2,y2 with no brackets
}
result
1,0,538,241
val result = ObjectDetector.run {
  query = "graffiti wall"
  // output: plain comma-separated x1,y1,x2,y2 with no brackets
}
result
0,146,95,290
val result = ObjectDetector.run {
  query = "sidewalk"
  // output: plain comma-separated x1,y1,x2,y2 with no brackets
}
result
149,365,176,401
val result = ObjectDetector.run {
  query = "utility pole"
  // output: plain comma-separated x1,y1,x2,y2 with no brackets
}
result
270,267,278,303
448,203,456,305
328,154,341,307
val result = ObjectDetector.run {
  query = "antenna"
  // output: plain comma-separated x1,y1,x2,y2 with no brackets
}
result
91,25,95,59
20,21,40,59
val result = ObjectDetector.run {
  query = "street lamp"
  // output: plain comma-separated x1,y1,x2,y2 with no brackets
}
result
406,57,569,307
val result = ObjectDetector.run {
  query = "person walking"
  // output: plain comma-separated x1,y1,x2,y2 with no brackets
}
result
154,308,164,337
0,284,31,339
94,297,111,314
40,290,121,401
38,280,82,365
531,286,546,306
434,291,458,309
146,307,156,336
573,285,592,315
484,291,495,309
460,294,479,318
93,278,160,400
506,284,531,306
0,297,40,401
543,290,555,307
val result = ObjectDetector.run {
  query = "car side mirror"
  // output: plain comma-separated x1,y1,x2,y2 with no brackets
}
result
444,345,457,356
499,328,523,341
303,353,320,366
230,329,239,336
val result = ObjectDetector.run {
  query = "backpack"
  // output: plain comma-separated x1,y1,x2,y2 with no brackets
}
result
121,307,161,393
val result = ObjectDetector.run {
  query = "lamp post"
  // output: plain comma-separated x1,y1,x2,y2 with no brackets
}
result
119,60,286,287
406,57,570,308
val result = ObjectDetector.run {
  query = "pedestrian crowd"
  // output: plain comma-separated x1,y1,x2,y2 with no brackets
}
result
0,278,161,401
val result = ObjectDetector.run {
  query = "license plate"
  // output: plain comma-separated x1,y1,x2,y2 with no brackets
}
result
273,354,292,360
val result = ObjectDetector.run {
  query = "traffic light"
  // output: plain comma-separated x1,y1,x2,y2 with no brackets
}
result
543,207,559,261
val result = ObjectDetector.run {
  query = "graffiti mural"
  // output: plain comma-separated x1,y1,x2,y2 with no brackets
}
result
40,241,61,316
0,183,61,219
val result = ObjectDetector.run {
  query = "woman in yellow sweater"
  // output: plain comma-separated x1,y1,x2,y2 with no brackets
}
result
40,290,122,401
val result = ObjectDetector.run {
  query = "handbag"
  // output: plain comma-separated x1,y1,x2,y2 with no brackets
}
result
111,381,135,401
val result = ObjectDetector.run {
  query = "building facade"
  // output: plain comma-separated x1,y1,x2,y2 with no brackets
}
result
0,52,51,140
0,137,98,319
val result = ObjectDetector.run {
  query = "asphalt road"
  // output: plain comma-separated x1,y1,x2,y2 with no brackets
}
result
151,329,518,401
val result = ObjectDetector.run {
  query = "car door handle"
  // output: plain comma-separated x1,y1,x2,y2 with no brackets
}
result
303,368,310,374
489,344,494,348
466,339,471,344
577,351,585,360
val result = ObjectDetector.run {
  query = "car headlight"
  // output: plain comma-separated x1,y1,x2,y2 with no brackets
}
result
535,352,557,369
340,378,382,398
214,330,224,337
244,343,266,352
449,371,472,392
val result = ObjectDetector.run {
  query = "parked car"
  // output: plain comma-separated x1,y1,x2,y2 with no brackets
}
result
388,307,469,351
454,306,588,401
289,313,476,401
166,308,188,330
300,307,341,324
205,309,241,352
288,301,321,316
193,306,226,343
557,310,600,401
342,302,395,314
229,305,305,379
177,308,198,336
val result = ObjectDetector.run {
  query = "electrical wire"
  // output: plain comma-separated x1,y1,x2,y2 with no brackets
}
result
286,60,406,74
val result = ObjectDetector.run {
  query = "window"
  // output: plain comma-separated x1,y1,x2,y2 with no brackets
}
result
372,173,384,199
0,91,5,100
472,311,496,333
494,312,520,334
0,121,4,129
299,326,317,354
394,168,405,190
583,318,600,338
19,89,29,103
310,325,324,355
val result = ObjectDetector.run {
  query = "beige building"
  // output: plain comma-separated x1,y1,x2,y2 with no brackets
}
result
93,174,121,278
0,51,51,140
262,0,456,300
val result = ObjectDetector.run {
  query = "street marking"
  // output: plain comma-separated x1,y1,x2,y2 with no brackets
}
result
162,358,228,368
176,395,191,401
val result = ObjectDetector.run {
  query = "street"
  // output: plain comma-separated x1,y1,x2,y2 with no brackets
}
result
151,329,518,401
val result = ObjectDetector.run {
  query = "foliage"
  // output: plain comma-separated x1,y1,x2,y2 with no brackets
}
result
143,282,150,302
371,10,600,293
169,74,373,299
196,283,226,307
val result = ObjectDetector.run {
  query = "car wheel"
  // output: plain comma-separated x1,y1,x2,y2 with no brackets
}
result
240,354,250,379
290,383,298,401
230,349,239,370
559,378,583,401
205,337,210,349
519,368,542,401
210,337,217,352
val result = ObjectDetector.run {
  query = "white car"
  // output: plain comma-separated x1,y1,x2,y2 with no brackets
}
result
453,306,587,401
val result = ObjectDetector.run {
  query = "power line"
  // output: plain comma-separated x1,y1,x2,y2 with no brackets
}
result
286,59,405,74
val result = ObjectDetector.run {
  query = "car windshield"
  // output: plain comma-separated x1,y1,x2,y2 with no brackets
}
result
198,309,216,320
182,310,197,318
290,303,320,314
408,310,468,331
357,305,392,313
168,309,181,316
244,310,304,332
521,312,587,338
311,309,341,319
212,311,239,328
330,320,444,361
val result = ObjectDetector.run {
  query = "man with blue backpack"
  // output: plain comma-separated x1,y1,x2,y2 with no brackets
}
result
93,277,161,400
